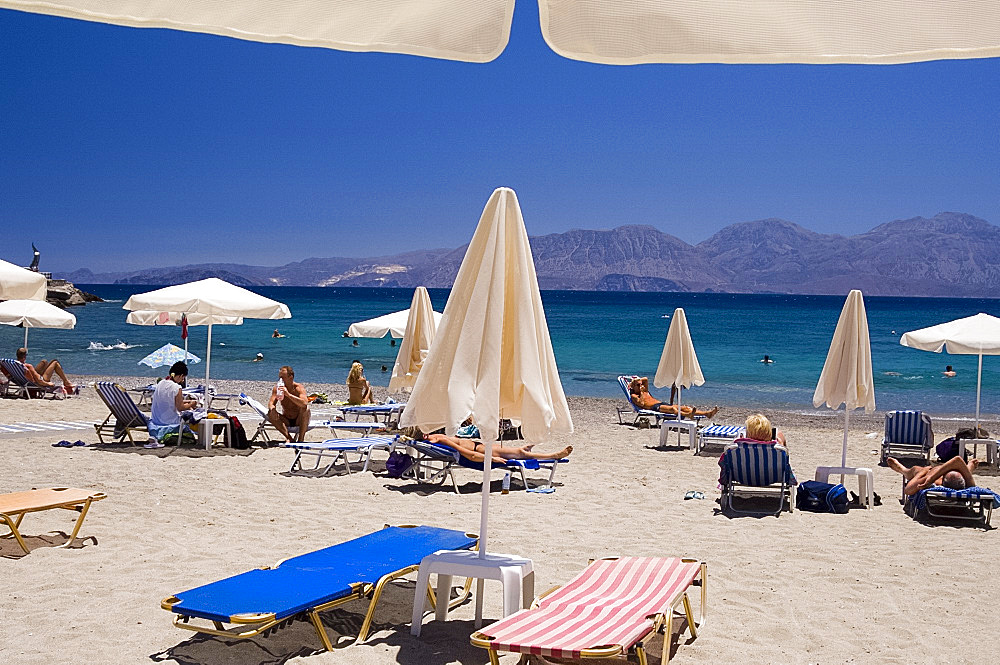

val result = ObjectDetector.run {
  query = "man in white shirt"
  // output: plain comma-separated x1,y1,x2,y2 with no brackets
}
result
148,361,199,448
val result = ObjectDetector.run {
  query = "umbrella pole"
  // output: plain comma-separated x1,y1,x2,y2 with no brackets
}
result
840,409,850,484
976,352,983,433
676,385,683,446
205,323,213,393
480,440,492,559
23,326,28,351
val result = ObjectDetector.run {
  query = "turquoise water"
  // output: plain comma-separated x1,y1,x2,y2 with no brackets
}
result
4,285,1000,416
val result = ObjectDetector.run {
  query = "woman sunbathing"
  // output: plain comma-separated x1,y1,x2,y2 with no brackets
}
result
421,433,573,465
628,377,718,418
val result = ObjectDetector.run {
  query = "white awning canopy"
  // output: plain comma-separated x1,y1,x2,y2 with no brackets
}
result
0,258,47,301
2,1,997,64
348,307,442,340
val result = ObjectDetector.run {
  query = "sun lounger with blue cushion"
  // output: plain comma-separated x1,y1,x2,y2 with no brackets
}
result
903,483,998,527
695,424,746,455
282,435,399,475
162,524,477,650
402,439,568,494
0,358,60,399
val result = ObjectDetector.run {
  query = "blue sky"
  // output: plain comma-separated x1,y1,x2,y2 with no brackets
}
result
2,4,998,273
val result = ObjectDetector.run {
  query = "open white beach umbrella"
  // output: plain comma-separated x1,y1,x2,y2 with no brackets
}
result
6,1,999,65
347,306,443,339
653,307,705,425
0,299,75,350
0,258,47,301
399,187,573,558
813,290,876,468
123,278,290,388
388,287,438,393
900,313,1000,431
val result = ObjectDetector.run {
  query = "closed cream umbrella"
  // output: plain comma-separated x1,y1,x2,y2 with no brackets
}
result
388,287,438,393
399,187,573,559
813,289,876,469
0,258,47,301
654,307,705,434
123,278,290,389
0,299,76,351
900,312,1000,431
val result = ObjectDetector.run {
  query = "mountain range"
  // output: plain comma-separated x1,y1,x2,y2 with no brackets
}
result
62,212,1000,297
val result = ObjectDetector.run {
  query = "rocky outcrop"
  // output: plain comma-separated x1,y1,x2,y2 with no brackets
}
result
46,279,102,307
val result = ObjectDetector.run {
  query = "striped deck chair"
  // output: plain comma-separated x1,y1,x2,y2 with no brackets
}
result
695,424,745,455
0,358,59,399
93,381,150,445
471,556,707,665
403,439,568,494
615,375,672,426
719,442,797,516
881,410,934,465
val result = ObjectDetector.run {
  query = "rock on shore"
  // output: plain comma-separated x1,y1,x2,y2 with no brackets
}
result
46,279,102,307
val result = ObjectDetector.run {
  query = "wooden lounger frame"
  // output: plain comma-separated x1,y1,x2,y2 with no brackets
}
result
0,487,107,555
161,524,477,650
470,557,707,665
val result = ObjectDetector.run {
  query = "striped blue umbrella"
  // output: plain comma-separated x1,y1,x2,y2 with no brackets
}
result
138,343,201,369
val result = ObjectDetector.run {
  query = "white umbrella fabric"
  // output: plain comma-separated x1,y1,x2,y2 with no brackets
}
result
388,287,438,393
347,307,443,339
6,1,998,65
813,290,876,468
0,258,47,301
653,307,705,426
0,299,76,350
123,278,290,388
400,187,573,557
899,312,1000,431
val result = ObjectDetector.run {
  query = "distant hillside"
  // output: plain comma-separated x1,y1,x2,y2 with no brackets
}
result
60,212,1000,297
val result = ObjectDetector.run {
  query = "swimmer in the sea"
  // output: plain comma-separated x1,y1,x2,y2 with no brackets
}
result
760,354,774,364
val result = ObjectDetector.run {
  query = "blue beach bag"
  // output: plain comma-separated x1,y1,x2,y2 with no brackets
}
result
796,480,849,514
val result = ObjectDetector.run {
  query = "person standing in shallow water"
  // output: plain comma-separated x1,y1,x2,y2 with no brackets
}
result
943,365,956,377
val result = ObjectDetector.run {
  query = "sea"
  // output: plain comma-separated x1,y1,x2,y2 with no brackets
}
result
3,285,999,417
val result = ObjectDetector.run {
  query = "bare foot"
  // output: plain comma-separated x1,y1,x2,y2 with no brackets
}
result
521,444,535,452
886,457,907,474
969,458,981,473
553,445,573,458
706,406,719,418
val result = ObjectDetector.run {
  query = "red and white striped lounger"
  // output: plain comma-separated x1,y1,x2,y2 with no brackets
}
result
470,556,706,665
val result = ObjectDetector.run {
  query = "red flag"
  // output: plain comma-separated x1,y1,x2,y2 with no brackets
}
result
180,314,188,340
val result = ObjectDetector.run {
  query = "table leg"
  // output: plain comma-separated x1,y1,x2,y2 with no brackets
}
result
411,566,433,636
435,574,455,621
475,578,485,628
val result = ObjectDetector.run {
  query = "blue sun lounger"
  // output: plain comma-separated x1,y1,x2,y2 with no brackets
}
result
161,524,477,649
339,402,406,425
902,481,999,527
403,439,569,494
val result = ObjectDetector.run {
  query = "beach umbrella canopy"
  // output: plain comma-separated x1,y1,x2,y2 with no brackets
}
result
400,187,573,557
899,312,1000,430
653,307,705,415
138,343,201,369
388,287,438,393
813,290,876,467
6,1,998,65
347,306,443,339
126,310,243,327
0,298,76,350
124,278,290,387
0,258,47,301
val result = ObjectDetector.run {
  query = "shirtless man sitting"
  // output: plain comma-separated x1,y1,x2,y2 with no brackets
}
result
417,433,573,465
887,456,979,496
12,347,75,392
628,376,718,418
267,365,311,443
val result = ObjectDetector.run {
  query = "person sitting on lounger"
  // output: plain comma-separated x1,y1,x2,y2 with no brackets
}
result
735,412,788,448
12,347,75,392
628,376,718,418
268,365,311,443
346,361,373,405
887,455,979,496
423,433,573,465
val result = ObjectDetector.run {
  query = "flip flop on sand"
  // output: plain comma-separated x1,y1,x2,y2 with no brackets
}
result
73,440,87,446
527,487,556,494
52,440,73,447
684,490,705,500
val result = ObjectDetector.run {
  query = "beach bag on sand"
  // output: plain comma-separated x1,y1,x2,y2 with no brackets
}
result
796,480,849,514
229,416,250,450
385,451,414,478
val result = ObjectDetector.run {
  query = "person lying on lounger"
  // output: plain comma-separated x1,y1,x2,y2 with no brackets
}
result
887,456,979,496
628,377,718,418
12,347,75,392
404,431,572,465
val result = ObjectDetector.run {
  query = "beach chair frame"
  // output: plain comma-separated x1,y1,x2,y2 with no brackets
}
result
161,524,477,650
403,439,567,494
0,487,107,555
93,381,150,445
880,410,933,465
901,479,997,527
719,443,796,516
283,435,398,475
237,392,326,444
0,358,59,399
470,556,708,665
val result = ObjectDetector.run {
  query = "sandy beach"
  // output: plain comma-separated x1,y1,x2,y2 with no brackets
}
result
1,375,998,665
